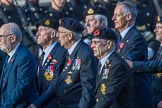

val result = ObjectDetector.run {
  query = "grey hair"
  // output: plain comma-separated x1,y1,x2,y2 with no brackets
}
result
94,15,108,27
116,1,137,25
10,23,22,42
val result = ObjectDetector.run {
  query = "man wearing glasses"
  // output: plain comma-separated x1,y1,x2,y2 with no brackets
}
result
0,23,37,107
55,18,97,108
91,27,133,108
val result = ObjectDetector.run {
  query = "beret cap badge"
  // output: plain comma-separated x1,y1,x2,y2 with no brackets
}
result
93,29,100,36
45,20,50,26
87,8,94,14
157,16,161,22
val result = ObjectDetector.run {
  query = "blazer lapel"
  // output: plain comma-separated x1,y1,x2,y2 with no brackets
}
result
57,40,84,85
42,43,59,69
1,44,22,91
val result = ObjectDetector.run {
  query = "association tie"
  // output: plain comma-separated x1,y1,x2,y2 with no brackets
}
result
156,46,162,62
155,46,162,77
97,62,102,80
37,51,45,76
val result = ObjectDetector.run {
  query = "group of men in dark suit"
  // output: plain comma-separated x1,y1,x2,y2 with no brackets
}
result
0,1,162,108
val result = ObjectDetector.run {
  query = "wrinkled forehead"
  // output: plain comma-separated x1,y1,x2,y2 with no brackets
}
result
0,25,10,35
156,23,162,26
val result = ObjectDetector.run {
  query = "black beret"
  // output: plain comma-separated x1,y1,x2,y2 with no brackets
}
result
83,7,107,18
59,18,84,33
36,18,59,30
91,28,117,42
156,16,162,23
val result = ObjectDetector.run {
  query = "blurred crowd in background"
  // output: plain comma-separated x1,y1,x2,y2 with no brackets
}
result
0,0,162,59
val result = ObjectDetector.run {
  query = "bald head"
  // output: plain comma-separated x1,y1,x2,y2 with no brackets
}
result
0,23,22,42
0,23,22,53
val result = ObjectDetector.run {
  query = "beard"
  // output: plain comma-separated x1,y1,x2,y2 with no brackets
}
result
0,41,11,53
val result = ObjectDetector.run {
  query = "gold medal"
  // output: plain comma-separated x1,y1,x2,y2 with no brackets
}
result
100,84,106,94
65,75,72,84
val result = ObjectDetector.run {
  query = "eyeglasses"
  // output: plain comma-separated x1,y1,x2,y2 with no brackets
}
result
91,40,107,44
57,31,70,36
0,34,13,38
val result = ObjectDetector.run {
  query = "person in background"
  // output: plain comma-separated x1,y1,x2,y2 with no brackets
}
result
112,1,152,108
83,7,109,45
91,27,133,108
0,23,37,107
126,16,162,108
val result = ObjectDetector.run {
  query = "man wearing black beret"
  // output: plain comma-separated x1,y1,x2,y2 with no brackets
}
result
28,18,67,108
56,18,97,108
91,27,133,108
83,7,109,45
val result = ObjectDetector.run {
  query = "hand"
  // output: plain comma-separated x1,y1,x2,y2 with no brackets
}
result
158,100,162,108
28,104,37,108
125,60,133,68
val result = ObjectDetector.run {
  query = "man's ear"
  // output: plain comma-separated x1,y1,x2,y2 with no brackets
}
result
10,34,16,43
51,30,57,38
68,32,73,40
107,40,112,49
126,13,132,21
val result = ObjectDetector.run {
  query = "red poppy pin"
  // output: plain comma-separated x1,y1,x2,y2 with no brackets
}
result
120,42,124,48
93,29,100,36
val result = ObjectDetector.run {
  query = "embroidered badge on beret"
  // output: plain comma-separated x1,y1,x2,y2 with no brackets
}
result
157,16,161,22
87,8,94,14
45,20,50,26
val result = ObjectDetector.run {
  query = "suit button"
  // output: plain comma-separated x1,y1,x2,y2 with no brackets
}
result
96,98,99,102
64,90,66,93
121,56,124,58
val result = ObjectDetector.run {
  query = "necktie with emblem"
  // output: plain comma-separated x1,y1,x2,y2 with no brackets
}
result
155,46,162,77
37,51,45,76
156,46,162,62
97,62,102,80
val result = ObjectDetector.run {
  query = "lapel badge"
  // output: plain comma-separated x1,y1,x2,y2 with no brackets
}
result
65,75,72,85
72,57,81,70
67,57,73,67
119,42,124,49
100,83,106,95
10,58,14,62
44,66,54,81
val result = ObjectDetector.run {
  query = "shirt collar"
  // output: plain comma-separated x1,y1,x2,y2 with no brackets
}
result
8,42,20,62
120,25,134,39
68,39,81,55
42,41,57,64
99,50,114,73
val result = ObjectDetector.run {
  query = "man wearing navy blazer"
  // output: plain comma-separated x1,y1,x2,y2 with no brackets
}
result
112,1,152,108
55,18,97,108
28,18,67,108
0,23,38,107
0,50,6,77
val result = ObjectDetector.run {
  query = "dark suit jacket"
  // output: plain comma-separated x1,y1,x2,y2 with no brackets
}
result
94,52,133,108
0,50,6,77
118,26,152,108
55,40,97,108
133,60,162,73
0,43,38,108
33,42,66,108
133,60,162,107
